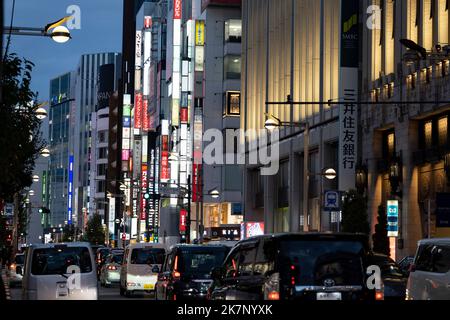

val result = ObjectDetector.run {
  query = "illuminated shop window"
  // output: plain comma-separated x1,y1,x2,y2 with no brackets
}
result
225,19,242,43
424,120,433,149
438,116,448,146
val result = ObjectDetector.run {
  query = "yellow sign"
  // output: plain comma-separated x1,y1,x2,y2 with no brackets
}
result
195,20,205,46
343,14,357,33
144,284,154,290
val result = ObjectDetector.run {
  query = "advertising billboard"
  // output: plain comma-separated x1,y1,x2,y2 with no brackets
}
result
387,200,399,237
68,155,74,225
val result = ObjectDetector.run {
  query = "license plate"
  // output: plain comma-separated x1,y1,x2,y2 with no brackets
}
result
316,292,342,300
144,284,154,290
56,282,68,297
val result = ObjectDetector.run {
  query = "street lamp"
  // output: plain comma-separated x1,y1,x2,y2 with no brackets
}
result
209,189,220,199
3,16,73,43
32,175,40,182
40,148,50,158
323,168,337,180
35,107,48,120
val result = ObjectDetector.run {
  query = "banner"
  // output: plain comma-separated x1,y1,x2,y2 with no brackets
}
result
134,93,143,129
338,0,359,192
179,209,187,233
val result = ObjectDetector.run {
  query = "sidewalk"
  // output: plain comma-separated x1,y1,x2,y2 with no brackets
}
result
0,265,11,300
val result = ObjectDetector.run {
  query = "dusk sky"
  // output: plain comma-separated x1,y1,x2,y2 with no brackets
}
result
3,0,123,102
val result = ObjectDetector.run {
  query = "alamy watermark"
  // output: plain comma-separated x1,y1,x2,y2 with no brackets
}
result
66,5,81,30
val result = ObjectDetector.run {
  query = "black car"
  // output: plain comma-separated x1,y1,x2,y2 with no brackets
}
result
208,233,375,301
95,247,110,278
397,255,415,276
367,254,408,300
155,244,231,300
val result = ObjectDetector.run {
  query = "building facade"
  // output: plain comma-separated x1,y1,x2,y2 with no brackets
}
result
48,72,76,227
361,0,450,259
241,0,355,235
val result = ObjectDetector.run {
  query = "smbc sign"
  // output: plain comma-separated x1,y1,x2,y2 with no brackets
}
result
387,200,399,237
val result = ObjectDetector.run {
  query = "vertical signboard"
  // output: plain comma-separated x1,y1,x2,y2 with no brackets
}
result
122,95,132,173
108,197,115,239
161,120,170,182
134,93,143,129
135,31,142,68
387,200,399,237
179,209,187,233
143,30,152,97
68,155,74,225
338,0,359,192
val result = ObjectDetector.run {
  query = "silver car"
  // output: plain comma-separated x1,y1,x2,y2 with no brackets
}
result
22,242,98,300
407,238,450,300
100,253,123,287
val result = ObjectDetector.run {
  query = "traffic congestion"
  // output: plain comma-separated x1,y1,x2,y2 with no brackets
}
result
2,233,450,301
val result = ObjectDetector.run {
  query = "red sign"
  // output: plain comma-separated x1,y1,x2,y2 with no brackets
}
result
144,16,152,29
192,164,202,202
161,151,170,181
179,209,187,233
141,165,148,189
180,108,188,123
140,195,147,220
173,0,182,19
134,93,143,129
142,99,150,131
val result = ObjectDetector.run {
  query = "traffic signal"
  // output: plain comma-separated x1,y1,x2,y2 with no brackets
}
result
144,193,150,200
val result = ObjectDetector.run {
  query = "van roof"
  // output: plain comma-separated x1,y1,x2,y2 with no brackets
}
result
418,238,450,246
28,242,93,250
125,243,167,250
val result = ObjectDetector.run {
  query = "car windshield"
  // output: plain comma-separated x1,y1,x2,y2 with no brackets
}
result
130,248,165,265
15,255,25,265
279,240,365,286
380,263,404,278
179,249,228,278
31,247,93,275
111,254,123,264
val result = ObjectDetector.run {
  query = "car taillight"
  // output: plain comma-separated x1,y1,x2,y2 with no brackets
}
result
264,272,280,300
268,291,280,300
375,290,384,301
173,271,181,279
10,263,16,270
108,265,117,271
290,265,297,286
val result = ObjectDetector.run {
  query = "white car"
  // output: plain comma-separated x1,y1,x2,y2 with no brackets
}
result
22,242,98,300
100,252,123,287
406,238,450,300
120,243,166,297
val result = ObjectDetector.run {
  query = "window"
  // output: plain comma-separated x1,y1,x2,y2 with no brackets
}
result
31,247,93,275
225,19,242,42
415,244,434,272
130,248,165,265
438,116,448,147
431,245,450,274
224,91,240,115
98,147,108,159
254,239,276,276
278,161,289,188
224,248,240,278
237,244,257,276
224,56,241,80
424,120,433,149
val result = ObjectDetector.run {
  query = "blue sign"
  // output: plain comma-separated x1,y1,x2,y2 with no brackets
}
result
123,116,131,127
387,200,399,237
324,191,340,211
68,155,74,225
232,203,242,215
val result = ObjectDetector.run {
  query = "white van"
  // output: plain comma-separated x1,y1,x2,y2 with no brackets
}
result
406,238,450,300
120,243,166,297
22,242,98,300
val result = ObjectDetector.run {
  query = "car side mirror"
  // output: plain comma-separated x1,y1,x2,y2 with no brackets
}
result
16,266,22,275
211,266,224,281
152,265,160,274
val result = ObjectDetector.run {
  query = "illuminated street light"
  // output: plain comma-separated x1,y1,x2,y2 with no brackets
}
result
33,175,40,182
209,189,220,199
50,25,71,43
323,168,337,180
41,148,50,157
35,107,48,120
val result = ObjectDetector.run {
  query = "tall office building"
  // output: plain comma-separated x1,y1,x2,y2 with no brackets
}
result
48,72,76,227
73,53,121,231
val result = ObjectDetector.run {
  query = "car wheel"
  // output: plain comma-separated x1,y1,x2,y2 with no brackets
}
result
120,286,125,296
125,290,132,298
